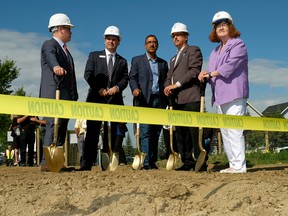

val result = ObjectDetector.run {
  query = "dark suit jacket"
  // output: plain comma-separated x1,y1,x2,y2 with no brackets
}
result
39,38,78,101
164,45,203,104
129,53,169,108
84,50,128,105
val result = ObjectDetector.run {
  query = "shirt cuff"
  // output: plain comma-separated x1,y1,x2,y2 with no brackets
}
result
176,81,182,88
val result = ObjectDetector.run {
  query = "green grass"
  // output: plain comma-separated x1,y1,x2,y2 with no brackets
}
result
208,151,288,167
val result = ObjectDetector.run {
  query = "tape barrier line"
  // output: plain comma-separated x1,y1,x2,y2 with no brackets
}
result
1,94,288,132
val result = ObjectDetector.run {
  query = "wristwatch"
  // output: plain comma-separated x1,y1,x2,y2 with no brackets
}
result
208,72,212,79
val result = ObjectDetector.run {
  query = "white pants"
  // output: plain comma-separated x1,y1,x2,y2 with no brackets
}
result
217,98,247,170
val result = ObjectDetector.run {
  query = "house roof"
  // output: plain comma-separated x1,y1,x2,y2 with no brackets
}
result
262,102,288,116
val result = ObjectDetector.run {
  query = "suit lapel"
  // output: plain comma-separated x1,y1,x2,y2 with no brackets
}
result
175,45,188,68
52,38,74,71
143,54,151,73
170,54,177,71
52,38,67,60
102,50,110,78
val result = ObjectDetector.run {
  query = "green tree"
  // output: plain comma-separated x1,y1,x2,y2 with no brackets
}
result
245,130,265,150
158,132,167,160
245,112,288,151
0,58,21,152
0,58,20,94
13,86,26,96
123,132,135,157
264,113,288,150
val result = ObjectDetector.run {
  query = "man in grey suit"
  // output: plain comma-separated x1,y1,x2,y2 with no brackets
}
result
39,13,78,171
164,22,203,171
80,26,129,171
129,35,169,170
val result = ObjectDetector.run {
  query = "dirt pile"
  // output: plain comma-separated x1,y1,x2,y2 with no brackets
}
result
1,163,288,216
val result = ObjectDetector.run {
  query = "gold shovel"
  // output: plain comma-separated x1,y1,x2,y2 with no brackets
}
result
101,96,119,171
166,103,179,170
132,122,146,170
43,76,65,172
132,95,146,170
195,80,207,172
101,121,119,171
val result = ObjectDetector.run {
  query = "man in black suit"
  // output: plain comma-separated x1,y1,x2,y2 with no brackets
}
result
80,26,129,171
39,13,78,171
129,35,169,170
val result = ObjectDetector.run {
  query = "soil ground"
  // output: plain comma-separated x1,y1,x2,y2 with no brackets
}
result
1,161,288,216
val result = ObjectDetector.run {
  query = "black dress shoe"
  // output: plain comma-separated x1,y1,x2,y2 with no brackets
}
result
198,164,208,172
149,164,159,170
60,166,75,172
141,165,150,170
75,166,92,171
175,165,193,171
18,163,26,167
40,166,75,172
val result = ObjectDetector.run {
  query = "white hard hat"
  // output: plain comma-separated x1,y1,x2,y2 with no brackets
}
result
170,22,189,36
104,26,122,41
212,11,233,26
48,13,74,31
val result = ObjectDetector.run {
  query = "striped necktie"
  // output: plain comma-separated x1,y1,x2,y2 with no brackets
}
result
108,54,113,81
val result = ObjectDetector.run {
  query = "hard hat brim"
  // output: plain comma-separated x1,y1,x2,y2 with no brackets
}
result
212,19,231,27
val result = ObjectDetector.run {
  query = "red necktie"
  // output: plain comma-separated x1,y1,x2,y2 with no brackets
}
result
63,44,76,91
63,44,72,67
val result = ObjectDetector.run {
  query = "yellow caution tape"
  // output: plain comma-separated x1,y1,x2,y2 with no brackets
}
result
1,94,288,132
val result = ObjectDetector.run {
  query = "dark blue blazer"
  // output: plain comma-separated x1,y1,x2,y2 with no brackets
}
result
129,53,169,108
39,38,78,101
84,50,128,105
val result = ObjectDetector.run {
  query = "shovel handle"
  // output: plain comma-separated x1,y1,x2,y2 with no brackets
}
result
52,75,64,146
133,93,142,107
136,123,141,153
200,78,207,97
134,94,142,153
169,106,176,154
107,121,112,158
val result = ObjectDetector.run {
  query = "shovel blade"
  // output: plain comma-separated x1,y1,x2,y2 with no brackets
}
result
109,153,119,171
166,153,178,170
43,145,64,172
140,152,146,167
101,152,119,171
132,155,142,170
101,152,110,171
195,150,206,172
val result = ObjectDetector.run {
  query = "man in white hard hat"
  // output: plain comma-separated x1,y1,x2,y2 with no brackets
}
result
164,22,204,171
129,35,171,170
79,26,129,171
39,13,78,171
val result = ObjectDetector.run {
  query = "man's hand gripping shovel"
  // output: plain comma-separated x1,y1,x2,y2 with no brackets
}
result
195,80,207,172
43,76,65,172
101,95,119,171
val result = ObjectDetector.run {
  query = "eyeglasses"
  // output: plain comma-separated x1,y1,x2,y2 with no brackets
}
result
214,22,229,29
61,26,71,32
145,41,158,45
171,33,187,38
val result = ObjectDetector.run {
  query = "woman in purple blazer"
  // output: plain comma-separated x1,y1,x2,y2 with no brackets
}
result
199,11,249,174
